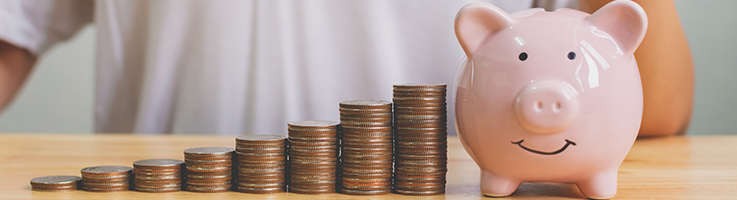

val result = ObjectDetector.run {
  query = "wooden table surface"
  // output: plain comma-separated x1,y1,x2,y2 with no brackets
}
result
1,134,736,199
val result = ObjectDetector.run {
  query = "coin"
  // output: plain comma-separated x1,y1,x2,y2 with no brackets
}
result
287,120,339,194
235,134,287,194
79,165,132,192
339,100,392,109
338,100,394,195
81,166,132,176
392,84,448,196
183,147,235,193
184,147,234,156
133,159,184,169
236,135,287,143
30,175,82,191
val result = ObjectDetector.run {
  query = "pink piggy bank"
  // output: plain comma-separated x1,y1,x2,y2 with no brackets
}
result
453,0,647,199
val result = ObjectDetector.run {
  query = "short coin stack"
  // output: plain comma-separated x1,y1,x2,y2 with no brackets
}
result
339,100,394,195
30,175,82,191
81,166,132,192
287,120,340,194
235,135,287,194
392,84,448,195
184,147,235,193
132,159,184,193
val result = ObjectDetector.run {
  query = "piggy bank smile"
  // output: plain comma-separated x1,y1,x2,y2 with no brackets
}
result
511,139,577,155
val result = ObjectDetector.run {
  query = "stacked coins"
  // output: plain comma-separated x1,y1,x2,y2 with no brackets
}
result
30,175,82,191
235,135,287,194
132,159,184,192
287,120,340,194
392,84,448,195
81,166,132,192
339,100,394,195
184,147,235,193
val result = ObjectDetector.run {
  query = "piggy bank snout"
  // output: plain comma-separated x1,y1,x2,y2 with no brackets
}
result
515,81,579,133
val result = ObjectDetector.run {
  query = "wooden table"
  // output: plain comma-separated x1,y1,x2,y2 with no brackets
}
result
1,134,736,199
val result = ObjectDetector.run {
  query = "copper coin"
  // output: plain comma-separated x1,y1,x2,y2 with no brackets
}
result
83,186,129,192
184,147,234,157
394,184,446,191
81,177,129,183
133,168,181,174
394,189,445,196
31,186,77,191
342,143,392,149
289,187,335,194
237,187,285,194
287,129,338,135
288,140,338,146
133,159,184,169
236,134,287,143
393,98,445,104
340,188,391,195
393,94,447,99
81,166,132,176
185,180,232,186
288,120,339,128
342,184,392,190
393,83,446,88
185,173,232,179
30,175,81,187
341,172,392,179
186,185,231,193
135,187,180,193
340,115,393,121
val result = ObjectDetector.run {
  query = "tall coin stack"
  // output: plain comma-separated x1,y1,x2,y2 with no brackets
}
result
235,135,287,194
30,175,82,191
132,159,184,193
81,166,132,192
184,147,235,193
287,120,340,194
392,84,448,195
339,100,394,195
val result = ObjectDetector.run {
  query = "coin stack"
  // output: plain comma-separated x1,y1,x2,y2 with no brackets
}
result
132,159,184,193
392,84,448,195
184,147,235,193
235,135,287,194
81,166,132,192
30,175,82,191
339,100,394,195
287,120,340,194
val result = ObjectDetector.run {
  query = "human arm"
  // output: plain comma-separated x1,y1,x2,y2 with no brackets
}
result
0,0,93,113
0,40,35,112
579,0,694,137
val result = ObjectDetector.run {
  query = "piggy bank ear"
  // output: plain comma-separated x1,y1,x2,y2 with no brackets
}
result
455,2,515,58
587,0,648,55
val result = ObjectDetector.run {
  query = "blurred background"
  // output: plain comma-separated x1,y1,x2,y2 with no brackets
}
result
0,0,734,135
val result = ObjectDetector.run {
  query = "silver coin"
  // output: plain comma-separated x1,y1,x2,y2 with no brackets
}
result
340,100,392,106
133,159,184,167
30,175,82,185
236,134,287,142
83,182,129,187
183,147,235,155
287,120,339,127
394,83,446,87
81,166,132,174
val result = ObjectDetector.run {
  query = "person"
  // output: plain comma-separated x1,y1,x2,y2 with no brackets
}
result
0,0,692,136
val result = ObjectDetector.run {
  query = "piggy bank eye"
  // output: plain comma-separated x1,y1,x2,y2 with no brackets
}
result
567,52,576,60
519,52,528,61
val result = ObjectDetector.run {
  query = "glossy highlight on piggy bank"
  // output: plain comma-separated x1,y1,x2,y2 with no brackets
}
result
453,0,647,199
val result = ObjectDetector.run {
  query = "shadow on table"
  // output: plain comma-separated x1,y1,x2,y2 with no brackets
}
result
510,182,587,199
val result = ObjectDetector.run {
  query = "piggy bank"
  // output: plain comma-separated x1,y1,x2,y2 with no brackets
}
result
453,1,647,199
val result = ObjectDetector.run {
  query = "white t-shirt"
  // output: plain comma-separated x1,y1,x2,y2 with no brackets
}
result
0,0,573,135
